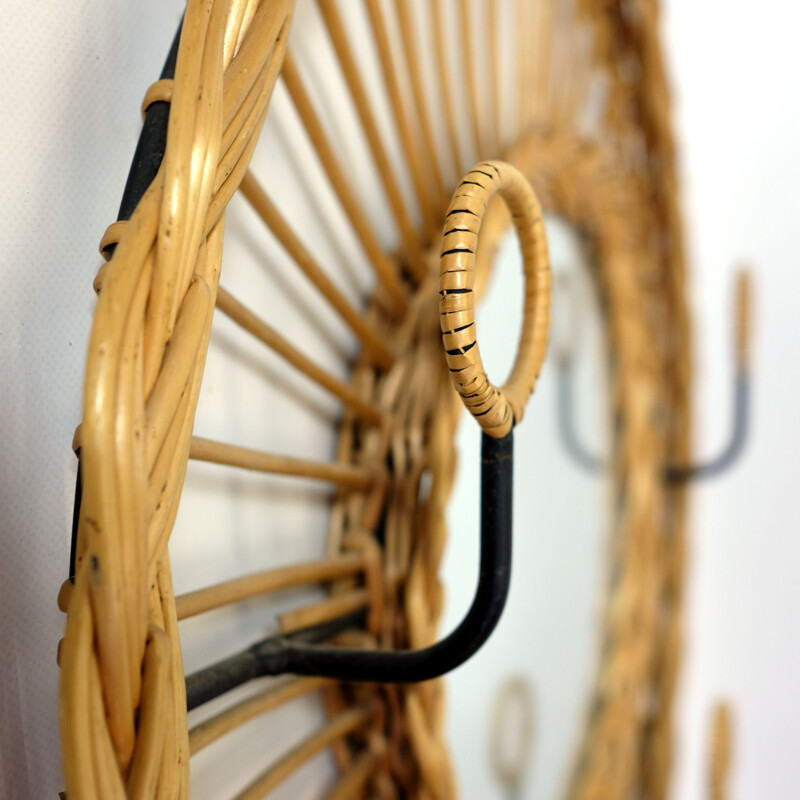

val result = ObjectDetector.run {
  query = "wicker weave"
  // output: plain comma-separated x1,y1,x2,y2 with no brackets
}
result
58,1,693,797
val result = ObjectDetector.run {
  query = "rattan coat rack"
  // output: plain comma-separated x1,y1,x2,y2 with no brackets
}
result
58,1,741,798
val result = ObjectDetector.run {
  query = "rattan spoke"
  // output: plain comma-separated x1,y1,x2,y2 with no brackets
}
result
431,0,464,182
176,554,367,620
238,171,395,369
316,0,427,276
216,286,383,425
460,1,485,159
278,588,371,634
233,703,377,800
189,436,375,489
708,702,733,800
515,0,530,132
364,0,438,239
189,677,329,755
323,749,381,800
393,0,449,208
488,0,502,152
281,53,410,312
531,0,554,126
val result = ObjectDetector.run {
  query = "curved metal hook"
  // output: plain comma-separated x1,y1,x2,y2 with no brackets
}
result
664,270,752,483
183,163,551,706
186,431,513,706
555,269,753,483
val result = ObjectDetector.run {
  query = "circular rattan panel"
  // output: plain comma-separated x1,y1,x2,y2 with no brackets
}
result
59,1,691,798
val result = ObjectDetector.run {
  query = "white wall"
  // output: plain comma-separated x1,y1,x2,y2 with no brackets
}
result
441,219,611,800
664,2,800,798
1,1,798,798
0,3,185,795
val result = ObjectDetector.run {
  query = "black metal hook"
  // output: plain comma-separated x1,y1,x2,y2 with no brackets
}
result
662,373,750,482
663,270,752,483
185,431,514,707
554,269,753,483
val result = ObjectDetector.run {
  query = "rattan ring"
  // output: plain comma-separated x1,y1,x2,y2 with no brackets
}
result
489,676,534,792
439,161,551,438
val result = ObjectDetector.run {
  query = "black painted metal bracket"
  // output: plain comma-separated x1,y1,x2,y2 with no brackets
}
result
557,361,751,482
662,373,750,483
185,431,514,708
554,270,753,484
186,610,367,711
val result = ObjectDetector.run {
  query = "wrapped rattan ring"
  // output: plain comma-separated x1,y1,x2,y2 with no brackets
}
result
439,160,551,438
490,676,535,792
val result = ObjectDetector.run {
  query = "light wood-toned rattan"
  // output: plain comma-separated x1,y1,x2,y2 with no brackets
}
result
708,702,733,800
439,161,551,438
58,1,698,798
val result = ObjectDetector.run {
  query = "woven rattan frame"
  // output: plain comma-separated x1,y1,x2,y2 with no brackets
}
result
59,1,692,798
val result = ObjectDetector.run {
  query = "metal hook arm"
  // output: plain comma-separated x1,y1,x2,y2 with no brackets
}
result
185,432,513,707
555,270,753,483
556,360,606,473
183,162,551,705
664,269,752,483
662,372,749,482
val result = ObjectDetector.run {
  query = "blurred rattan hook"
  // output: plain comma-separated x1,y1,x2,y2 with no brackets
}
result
708,701,734,800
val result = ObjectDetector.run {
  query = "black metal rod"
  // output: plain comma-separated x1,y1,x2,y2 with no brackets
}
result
114,20,182,228
185,610,367,711
663,373,750,483
556,364,605,473
67,20,183,580
184,432,513,706
557,354,751,483
68,449,83,582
